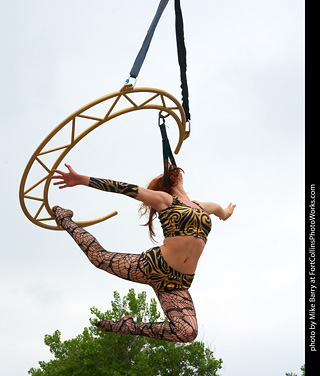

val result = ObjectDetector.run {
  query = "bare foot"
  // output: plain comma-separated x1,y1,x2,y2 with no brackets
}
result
52,206,74,226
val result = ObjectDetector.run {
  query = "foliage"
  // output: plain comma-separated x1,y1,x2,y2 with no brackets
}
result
28,289,223,376
285,364,305,376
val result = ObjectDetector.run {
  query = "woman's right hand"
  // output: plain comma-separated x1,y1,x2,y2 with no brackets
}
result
51,164,88,188
221,203,236,220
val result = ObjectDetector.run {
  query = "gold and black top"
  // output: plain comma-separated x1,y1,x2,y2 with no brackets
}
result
158,196,212,243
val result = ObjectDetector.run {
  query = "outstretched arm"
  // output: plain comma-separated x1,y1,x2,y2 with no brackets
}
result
51,164,171,211
199,201,236,221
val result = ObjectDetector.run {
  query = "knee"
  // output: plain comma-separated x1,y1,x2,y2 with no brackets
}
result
171,321,198,343
182,326,198,343
89,249,110,269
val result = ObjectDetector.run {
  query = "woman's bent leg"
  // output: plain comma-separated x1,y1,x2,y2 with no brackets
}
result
52,206,147,285
96,289,198,343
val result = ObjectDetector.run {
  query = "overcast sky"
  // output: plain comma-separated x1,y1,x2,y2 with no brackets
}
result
0,1,304,375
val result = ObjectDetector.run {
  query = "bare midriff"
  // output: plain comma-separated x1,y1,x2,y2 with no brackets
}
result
160,236,206,275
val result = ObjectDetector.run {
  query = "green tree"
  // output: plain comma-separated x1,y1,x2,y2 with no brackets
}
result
28,289,223,376
285,364,305,376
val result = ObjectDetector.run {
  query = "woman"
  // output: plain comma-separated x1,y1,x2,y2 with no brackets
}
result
51,163,236,343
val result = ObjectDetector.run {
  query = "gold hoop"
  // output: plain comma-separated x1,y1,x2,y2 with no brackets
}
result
19,84,190,230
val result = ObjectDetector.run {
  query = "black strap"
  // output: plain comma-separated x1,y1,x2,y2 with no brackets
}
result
129,0,191,124
174,0,191,122
128,0,191,183
159,116,177,185
129,0,169,79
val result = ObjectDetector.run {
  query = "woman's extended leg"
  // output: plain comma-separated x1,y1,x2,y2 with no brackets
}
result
52,206,147,285
96,289,198,343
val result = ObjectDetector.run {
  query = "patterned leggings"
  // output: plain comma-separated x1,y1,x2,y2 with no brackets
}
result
53,206,198,343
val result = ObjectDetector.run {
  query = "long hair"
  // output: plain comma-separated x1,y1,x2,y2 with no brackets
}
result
139,163,184,242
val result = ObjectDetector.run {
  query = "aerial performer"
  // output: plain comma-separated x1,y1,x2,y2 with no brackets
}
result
19,0,236,343
51,163,236,342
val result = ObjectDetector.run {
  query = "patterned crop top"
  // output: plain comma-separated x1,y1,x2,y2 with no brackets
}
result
158,196,212,243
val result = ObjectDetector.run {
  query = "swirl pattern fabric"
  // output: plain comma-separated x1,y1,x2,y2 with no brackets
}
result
89,177,139,198
158,197,212,243
142,247,194,291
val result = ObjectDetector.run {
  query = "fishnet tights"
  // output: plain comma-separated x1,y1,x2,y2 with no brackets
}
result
53,206,147,284
95,290,198,343
53,206,198,342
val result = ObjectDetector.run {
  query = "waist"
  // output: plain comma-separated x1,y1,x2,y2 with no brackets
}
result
161,236,205,274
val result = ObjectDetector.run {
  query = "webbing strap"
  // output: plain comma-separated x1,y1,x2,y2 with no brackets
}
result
174,0,191,122
129,0,191,122
159,116,177,185
129,0,169,79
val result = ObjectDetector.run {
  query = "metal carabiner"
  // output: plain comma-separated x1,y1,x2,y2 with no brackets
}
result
125,76,138,88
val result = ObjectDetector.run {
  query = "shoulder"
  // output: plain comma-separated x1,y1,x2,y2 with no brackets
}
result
193,199,204,207
137,187,173,211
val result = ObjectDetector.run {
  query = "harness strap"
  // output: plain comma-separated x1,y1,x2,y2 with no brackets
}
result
129,0,169,79
159,115,177,185
174,0,191,122
128,0,191,183
129,0,191,124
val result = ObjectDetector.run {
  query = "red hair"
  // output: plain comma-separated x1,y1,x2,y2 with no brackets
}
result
139,163,184,242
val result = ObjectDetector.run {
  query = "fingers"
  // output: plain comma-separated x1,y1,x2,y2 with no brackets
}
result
220,203,236,221
51,174,64,180
51,164,74,180
51,169,68,183
65,163,75,174
51,163,74,176
50,163,76,189
51,169,64,176
52,180,66,186
51,179,68,188
51,167,68,185
227,203,236,213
